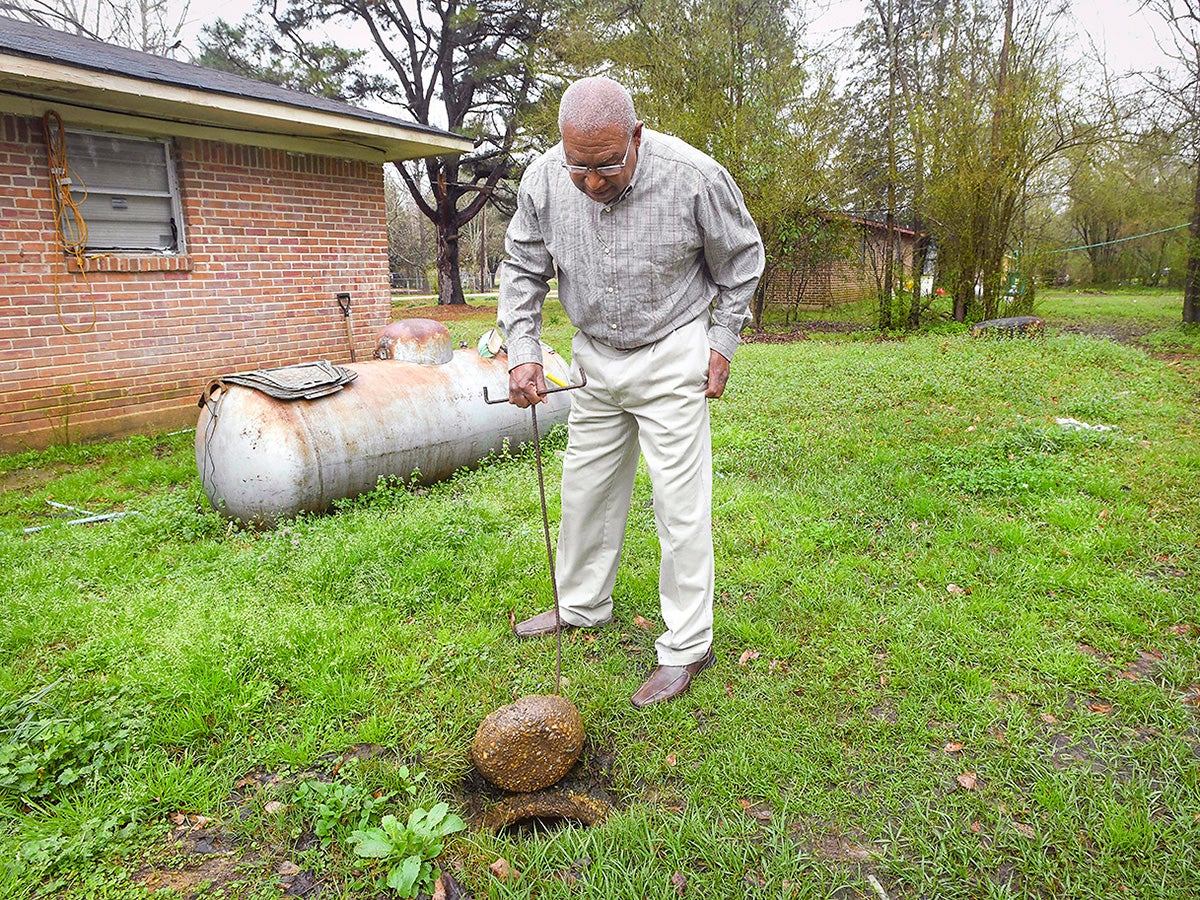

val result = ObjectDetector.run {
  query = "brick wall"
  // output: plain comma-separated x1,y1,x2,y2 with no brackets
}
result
0,113,390,453
763,226,918,310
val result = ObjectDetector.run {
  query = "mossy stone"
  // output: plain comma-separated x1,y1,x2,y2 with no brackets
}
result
471,694,585,793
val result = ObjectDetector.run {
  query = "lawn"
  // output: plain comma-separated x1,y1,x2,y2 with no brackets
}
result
1,298,1198,899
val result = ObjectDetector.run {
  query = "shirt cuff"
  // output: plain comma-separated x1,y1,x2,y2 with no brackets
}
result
708,323,740,362
505,336,545,371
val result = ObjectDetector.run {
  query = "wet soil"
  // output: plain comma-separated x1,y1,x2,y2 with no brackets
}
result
129,739,619,899
392,300,497,322
456,741,618,834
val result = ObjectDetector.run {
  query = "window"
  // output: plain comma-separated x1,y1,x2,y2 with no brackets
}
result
67,130,185,253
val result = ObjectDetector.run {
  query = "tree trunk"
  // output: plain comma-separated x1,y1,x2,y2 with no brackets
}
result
751,261,774,329
1186,160,1200,323
909,223,926,329
953,269,970,322
880,0,897,331
436,222,467,306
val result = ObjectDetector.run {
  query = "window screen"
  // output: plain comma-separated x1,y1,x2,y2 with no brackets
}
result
67,130,184,253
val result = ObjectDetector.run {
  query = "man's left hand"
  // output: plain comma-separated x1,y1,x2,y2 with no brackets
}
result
705,350,731,399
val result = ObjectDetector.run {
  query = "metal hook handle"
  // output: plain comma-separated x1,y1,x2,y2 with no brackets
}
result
482,368,587,405
484,368,586,695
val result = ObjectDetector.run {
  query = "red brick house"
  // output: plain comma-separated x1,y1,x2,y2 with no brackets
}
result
0,18,471,453
763,214,921,312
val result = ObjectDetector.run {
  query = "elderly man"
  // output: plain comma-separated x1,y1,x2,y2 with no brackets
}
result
498,76,764,708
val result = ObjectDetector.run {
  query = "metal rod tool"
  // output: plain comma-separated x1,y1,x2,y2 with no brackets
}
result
484,370,587,692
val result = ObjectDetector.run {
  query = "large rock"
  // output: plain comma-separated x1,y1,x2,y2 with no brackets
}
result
472,694,585,792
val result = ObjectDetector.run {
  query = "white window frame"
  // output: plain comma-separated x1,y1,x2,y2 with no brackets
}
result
66,128,186,255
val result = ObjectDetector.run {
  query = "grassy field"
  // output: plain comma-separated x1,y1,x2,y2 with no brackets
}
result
752,285,1200,356
1,296,1198,899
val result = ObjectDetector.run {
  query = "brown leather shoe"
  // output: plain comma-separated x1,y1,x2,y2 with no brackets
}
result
512,609,609,639
630,646,716,709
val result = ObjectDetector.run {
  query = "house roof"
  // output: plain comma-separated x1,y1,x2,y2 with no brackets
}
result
834,212,921,239
0,16,473,162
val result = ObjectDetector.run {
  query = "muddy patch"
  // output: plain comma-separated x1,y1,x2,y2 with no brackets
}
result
133,743,404,899
457,741,618,835
392,301,497,322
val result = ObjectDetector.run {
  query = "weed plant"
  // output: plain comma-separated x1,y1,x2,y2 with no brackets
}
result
0,308,1197,899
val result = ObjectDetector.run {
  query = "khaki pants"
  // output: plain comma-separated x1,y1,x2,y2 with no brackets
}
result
555,316,714,666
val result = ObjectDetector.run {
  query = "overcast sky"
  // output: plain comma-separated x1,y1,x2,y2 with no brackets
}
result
177,0,1173,81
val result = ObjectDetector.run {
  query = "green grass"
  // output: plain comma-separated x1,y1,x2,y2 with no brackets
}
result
1036,287,1200,356
1,306,1198,899
1035,287,1185,325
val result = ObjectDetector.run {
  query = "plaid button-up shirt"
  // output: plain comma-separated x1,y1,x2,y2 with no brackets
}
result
498,128,764,369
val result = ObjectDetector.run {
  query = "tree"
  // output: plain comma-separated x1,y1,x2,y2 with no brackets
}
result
197,12,378,99
286,0,551,305
845,0,1096,323
202,0,552,305
1059,124,1191,286
558,0,839,327
1140,0,1200,322
0,0,190,54
384,167,436,290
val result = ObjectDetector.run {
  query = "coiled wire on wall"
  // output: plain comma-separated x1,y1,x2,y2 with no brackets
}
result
42,110,96,335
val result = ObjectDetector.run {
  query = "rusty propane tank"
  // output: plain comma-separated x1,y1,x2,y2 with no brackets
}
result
195,319,572,526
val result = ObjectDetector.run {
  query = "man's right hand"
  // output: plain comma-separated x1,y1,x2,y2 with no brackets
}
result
508,362,547,407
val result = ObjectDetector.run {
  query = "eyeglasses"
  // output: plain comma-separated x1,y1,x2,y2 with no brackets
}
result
562,133,634,178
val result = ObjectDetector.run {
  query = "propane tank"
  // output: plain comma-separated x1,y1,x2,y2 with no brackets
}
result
195,319,572,526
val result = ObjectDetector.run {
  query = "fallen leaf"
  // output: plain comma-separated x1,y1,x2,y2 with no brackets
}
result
738,648,760,665
1039,712,1059,724
956,772,978,790
969,821,982,834
193,815,212,827
634,615,656,630
736,799,772,822
944,741,966,753
1088,701,1114,714
169,812,188,826
724,682,735,698
946,583,968,595
431,875,447,900
488,858,520,881
263,801,284,815
1181,686,1200,706
277,862,301,877
1014,822,1036,839
743,870,767,887
672,870,687,896
665,753,677,767
1168,623,1195,636
769,658,788,674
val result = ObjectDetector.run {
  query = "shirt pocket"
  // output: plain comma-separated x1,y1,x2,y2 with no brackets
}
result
649,222,701,295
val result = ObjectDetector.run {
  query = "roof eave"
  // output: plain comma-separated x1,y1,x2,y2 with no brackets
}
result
0,53,473,162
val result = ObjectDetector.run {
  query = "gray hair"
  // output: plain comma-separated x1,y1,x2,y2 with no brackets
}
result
558,76,636,135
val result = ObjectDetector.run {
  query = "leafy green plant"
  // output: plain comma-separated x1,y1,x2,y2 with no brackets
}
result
292,777,391,846
347,803,465,897
0,682,133,802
